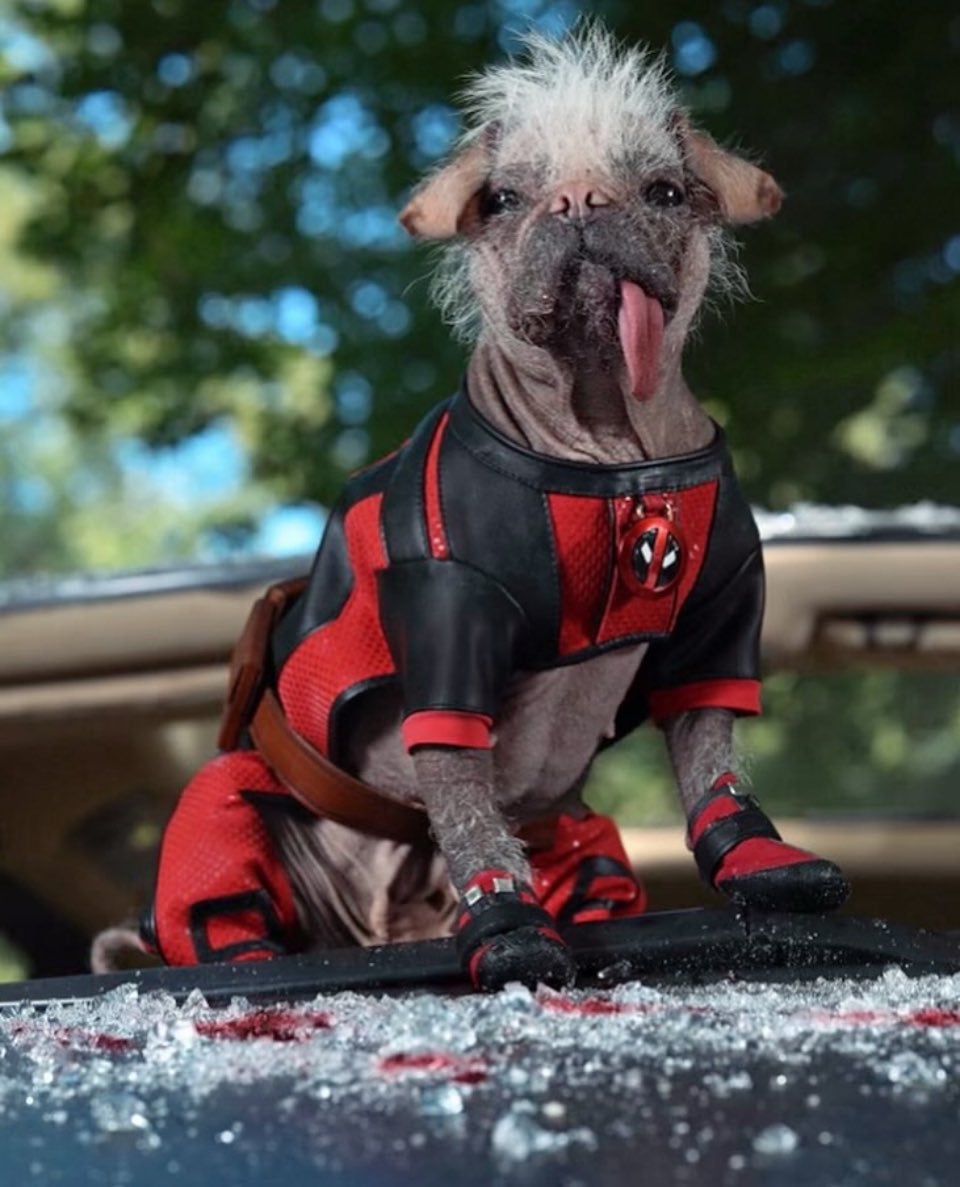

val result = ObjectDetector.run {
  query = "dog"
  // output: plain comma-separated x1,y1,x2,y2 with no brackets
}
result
126,27,849,991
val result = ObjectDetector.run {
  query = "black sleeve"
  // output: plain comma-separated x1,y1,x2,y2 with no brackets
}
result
613,472,765,737
377,558,528,738
639,543,764,705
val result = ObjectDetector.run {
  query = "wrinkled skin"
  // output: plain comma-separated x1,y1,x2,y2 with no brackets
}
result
472,155,689,354
445,131,731,463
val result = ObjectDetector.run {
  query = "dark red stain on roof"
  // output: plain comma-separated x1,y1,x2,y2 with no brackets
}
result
377,1051,489,1083
193,1008,334,1042
807,1007,960,1029
8,1007,335,1051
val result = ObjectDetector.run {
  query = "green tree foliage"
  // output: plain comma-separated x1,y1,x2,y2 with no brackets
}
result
592,670,960,825
2,0,957,514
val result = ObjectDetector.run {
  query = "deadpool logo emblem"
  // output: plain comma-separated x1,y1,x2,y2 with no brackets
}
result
617,511,685,596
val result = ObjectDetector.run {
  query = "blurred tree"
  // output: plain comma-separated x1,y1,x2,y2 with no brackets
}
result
0,159,274,573
0,0,956,821
591,670,960,826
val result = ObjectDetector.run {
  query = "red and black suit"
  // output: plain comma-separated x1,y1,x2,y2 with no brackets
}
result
151,387,764,965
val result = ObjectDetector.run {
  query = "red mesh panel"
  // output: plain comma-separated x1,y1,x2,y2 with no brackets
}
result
153,751,300,965
596,479,718,645
278,492,393,755
204,908,271,953
549,481,719,657
547,493,612,656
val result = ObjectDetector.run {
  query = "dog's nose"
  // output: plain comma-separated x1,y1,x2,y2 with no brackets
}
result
549,181,613,221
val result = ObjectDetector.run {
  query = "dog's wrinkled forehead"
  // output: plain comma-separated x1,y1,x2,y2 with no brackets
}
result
462,29,681,182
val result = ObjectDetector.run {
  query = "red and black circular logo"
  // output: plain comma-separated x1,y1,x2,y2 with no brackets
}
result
618,514,685,596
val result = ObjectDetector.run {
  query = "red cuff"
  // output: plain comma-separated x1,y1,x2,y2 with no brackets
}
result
648,679,762,724
402,710,494,752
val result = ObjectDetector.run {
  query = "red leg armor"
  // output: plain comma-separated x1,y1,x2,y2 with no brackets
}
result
149,751,303,965
527,811,647,927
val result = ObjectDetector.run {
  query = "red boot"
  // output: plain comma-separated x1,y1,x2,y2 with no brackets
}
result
687,774,850,913
454,869,576,992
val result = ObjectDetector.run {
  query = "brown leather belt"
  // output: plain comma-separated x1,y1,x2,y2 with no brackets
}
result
222,578,555,851
248,689,558,853
249,689,433,848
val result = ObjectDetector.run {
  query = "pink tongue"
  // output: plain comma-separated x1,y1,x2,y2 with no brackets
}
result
618,280,664,400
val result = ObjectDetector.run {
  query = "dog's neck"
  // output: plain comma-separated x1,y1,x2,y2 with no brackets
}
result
466,336,714,463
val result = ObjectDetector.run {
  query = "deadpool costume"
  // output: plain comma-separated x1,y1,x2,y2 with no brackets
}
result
150,386,845,972
269,387,763,763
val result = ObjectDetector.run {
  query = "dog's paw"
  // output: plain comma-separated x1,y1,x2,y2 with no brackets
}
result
469,925,577,993
689,779,851,914
454,868,577,992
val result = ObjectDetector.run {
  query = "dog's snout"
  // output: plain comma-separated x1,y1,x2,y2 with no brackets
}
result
549,181,613,221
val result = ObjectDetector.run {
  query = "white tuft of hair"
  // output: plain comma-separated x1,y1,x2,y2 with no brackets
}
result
430,242,477,341
460,22,681,177
429,24,744,338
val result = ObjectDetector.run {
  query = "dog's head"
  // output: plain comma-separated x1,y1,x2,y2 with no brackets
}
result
400,28,781,401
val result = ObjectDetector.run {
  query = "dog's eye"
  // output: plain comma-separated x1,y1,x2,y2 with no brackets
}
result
645,180,687,208
480,187,522,218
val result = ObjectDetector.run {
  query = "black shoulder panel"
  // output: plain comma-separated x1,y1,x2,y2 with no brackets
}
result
637,545,765,692
439,427,560,662
381,401,450,564
377,559,528,719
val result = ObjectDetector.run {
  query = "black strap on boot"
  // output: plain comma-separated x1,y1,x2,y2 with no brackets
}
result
454,869,575,992
454,870,557,962
686,775,851,913
687,778,782,888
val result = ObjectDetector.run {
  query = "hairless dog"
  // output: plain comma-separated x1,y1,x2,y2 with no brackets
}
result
123,27,848,991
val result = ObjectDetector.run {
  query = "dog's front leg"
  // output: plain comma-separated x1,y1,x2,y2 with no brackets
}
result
663,709,849,911
412,745,577,990
411,747,527,884
663,708,736,814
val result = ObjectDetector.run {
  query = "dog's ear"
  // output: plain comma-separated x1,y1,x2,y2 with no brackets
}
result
675,115,783,225
399,130,493,239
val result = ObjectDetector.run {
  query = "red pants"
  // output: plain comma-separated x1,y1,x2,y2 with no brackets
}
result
528,811,647,925
151,752,645,965
150,751,303,965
